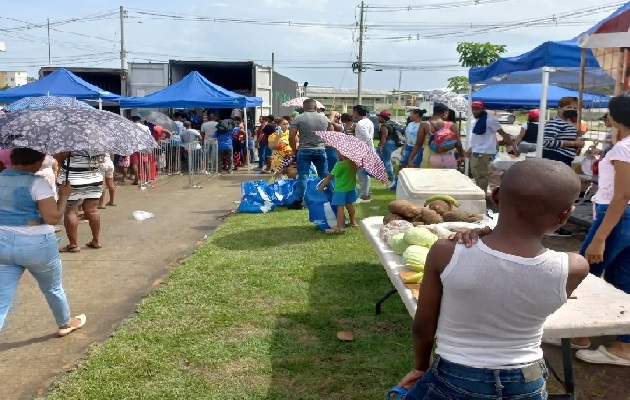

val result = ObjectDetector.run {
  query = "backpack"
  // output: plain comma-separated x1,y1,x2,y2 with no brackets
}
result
428,121,459,154
376,120,405,146
216,119,236,134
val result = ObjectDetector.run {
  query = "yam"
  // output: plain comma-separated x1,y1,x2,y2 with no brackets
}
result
428,200,451,215
388,200,421,219
383,213,405,225
443,210,483,223
422,208,443,224
412,221,425,227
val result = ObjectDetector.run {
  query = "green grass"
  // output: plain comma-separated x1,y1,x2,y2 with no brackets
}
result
45,183,412,400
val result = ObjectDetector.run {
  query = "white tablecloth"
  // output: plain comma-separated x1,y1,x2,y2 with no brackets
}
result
361,216,630,339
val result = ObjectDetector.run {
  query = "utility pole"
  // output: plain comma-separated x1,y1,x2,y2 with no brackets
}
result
119,6,127,98
357,1,365,104
271,52,275,116
47,18,51,66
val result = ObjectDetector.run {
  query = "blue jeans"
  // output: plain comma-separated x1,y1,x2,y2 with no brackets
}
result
258,143,270,168
400,144,424,167
406,355,548,400
379,140,397,180
580,203,630,343
296,149,328,201
325,147,338,173
0,231,71,330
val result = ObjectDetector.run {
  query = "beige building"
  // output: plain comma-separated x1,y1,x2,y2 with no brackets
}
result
303,86,430,114
0,70,28,88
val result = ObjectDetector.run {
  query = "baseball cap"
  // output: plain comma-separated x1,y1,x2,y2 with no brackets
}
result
376,110,391,118
471,100,485,109
527,109,540,118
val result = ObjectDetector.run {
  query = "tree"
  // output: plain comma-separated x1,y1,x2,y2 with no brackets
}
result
0,85,10,91
447,76,469,93
456,41,507,68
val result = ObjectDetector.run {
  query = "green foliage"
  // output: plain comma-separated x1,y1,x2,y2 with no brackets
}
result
447,76,469,93
456,42,507,68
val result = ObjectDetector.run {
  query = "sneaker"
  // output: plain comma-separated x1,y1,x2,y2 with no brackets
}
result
356,197,372,204
287,200,305,210
546,228,573,238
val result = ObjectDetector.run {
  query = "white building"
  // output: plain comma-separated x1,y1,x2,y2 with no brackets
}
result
0,71,28,88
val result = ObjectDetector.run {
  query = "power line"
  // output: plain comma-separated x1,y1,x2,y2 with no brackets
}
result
366,0,510,12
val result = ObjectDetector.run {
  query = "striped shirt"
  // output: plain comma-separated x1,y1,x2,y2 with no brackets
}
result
542,117,577,162
57,153,104,201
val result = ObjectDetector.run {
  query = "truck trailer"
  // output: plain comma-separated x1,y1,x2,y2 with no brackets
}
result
127,61,298,122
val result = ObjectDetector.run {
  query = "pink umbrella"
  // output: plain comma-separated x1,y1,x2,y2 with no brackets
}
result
314,130,388,183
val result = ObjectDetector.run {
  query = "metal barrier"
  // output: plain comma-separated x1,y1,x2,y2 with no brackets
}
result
184,139,219,188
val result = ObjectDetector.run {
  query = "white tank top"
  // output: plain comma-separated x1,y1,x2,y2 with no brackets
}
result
435,240,568,369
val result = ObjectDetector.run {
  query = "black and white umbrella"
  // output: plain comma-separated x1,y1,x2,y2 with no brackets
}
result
0,106,157,156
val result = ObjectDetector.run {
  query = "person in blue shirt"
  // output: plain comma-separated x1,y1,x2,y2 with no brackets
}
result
214,119,236,174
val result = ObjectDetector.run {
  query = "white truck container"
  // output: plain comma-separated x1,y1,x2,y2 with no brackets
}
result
127,63,169,98
396,169,487,215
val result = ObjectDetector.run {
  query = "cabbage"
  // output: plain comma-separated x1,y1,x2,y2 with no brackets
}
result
403,245,430,272
403,226,438,248
387,233,409,254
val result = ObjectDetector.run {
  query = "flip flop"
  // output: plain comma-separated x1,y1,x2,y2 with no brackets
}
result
59,245,80,253
325,228,346,234
542,338,590,349
86,242,102,249
576,346,630,366
106,203,117,206
97,205,107,209
387,386,408,399
58,314,86,337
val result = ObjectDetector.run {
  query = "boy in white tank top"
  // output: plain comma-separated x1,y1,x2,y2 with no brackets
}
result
396,158,589,400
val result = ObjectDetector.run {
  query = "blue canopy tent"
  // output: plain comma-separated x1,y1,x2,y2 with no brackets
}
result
119,71,263,109
0,68,121,108
465,1,630,158
470,84,610,109
120,71,264,168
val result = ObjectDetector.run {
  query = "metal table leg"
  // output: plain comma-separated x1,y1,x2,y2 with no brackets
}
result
375,287,398,315
547,338,576,400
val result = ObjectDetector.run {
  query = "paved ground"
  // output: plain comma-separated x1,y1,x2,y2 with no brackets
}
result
0,173,249,400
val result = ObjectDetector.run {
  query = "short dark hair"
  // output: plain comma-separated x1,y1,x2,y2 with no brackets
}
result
131,116,142,122
303,98,317,108
608,96,630,128
262,123,277,135
340,113,353,122
352,105,368,117
184,121,192,128
265,115,275,123
433,103,449,115
10,148,45,166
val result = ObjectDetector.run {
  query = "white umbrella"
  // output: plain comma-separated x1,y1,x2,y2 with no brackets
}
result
281,97,325,109
421,90,468,113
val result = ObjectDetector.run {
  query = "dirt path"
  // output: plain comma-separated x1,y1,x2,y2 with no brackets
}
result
0,174,248,400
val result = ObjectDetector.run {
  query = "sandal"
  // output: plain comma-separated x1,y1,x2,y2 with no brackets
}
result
86,241,102,249
59,245,80,253
325,228,346,234
387,386,408,399
58,314,86,337
106,202,117,206
97,205,107,209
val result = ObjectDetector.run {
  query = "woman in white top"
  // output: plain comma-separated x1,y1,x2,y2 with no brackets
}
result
0,148,86,336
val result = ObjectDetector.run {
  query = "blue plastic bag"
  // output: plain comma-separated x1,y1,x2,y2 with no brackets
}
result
269,179,297,206
304,178,342,231
237,180,276,213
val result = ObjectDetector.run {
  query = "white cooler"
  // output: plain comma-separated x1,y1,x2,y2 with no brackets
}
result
396,169,487,215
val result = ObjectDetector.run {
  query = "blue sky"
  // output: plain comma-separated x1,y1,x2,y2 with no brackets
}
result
0,0,622,91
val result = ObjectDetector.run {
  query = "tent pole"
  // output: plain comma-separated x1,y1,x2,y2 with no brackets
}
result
577,48,586,133
464,84,473,176
244,107,250,170
98,98,103,111
535,67,550,158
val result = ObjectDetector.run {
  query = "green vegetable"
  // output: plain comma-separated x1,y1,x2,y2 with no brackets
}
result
403,245,430,272
387,233,409,255
403,226,438,248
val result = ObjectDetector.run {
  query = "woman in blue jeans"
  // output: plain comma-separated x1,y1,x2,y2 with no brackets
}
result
0,148,85,336
563,96,630,366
